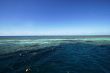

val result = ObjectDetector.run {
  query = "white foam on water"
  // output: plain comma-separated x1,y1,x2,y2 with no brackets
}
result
0,37,110,54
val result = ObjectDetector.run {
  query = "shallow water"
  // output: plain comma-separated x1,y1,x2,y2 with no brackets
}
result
0,36,110,73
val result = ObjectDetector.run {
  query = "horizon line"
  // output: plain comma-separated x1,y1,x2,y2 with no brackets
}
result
0,34,110,37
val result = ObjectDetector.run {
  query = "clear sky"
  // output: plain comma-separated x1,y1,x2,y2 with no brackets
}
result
0,0,110,36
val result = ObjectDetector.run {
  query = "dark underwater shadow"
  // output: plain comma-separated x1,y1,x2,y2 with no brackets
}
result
0,42,110,73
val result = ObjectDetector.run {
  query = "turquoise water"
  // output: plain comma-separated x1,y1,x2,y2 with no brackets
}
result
0,36,110,73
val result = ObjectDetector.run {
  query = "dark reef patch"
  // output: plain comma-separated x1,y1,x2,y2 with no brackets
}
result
0,42,110,73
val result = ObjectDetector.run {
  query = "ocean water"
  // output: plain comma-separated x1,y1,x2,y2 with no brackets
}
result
0,36,110,73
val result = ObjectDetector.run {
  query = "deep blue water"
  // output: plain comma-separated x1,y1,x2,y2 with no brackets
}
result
0,36,110,73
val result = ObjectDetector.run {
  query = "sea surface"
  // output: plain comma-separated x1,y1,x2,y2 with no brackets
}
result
0,36,110,73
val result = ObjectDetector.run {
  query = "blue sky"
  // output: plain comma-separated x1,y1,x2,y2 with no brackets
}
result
0,0,110,35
